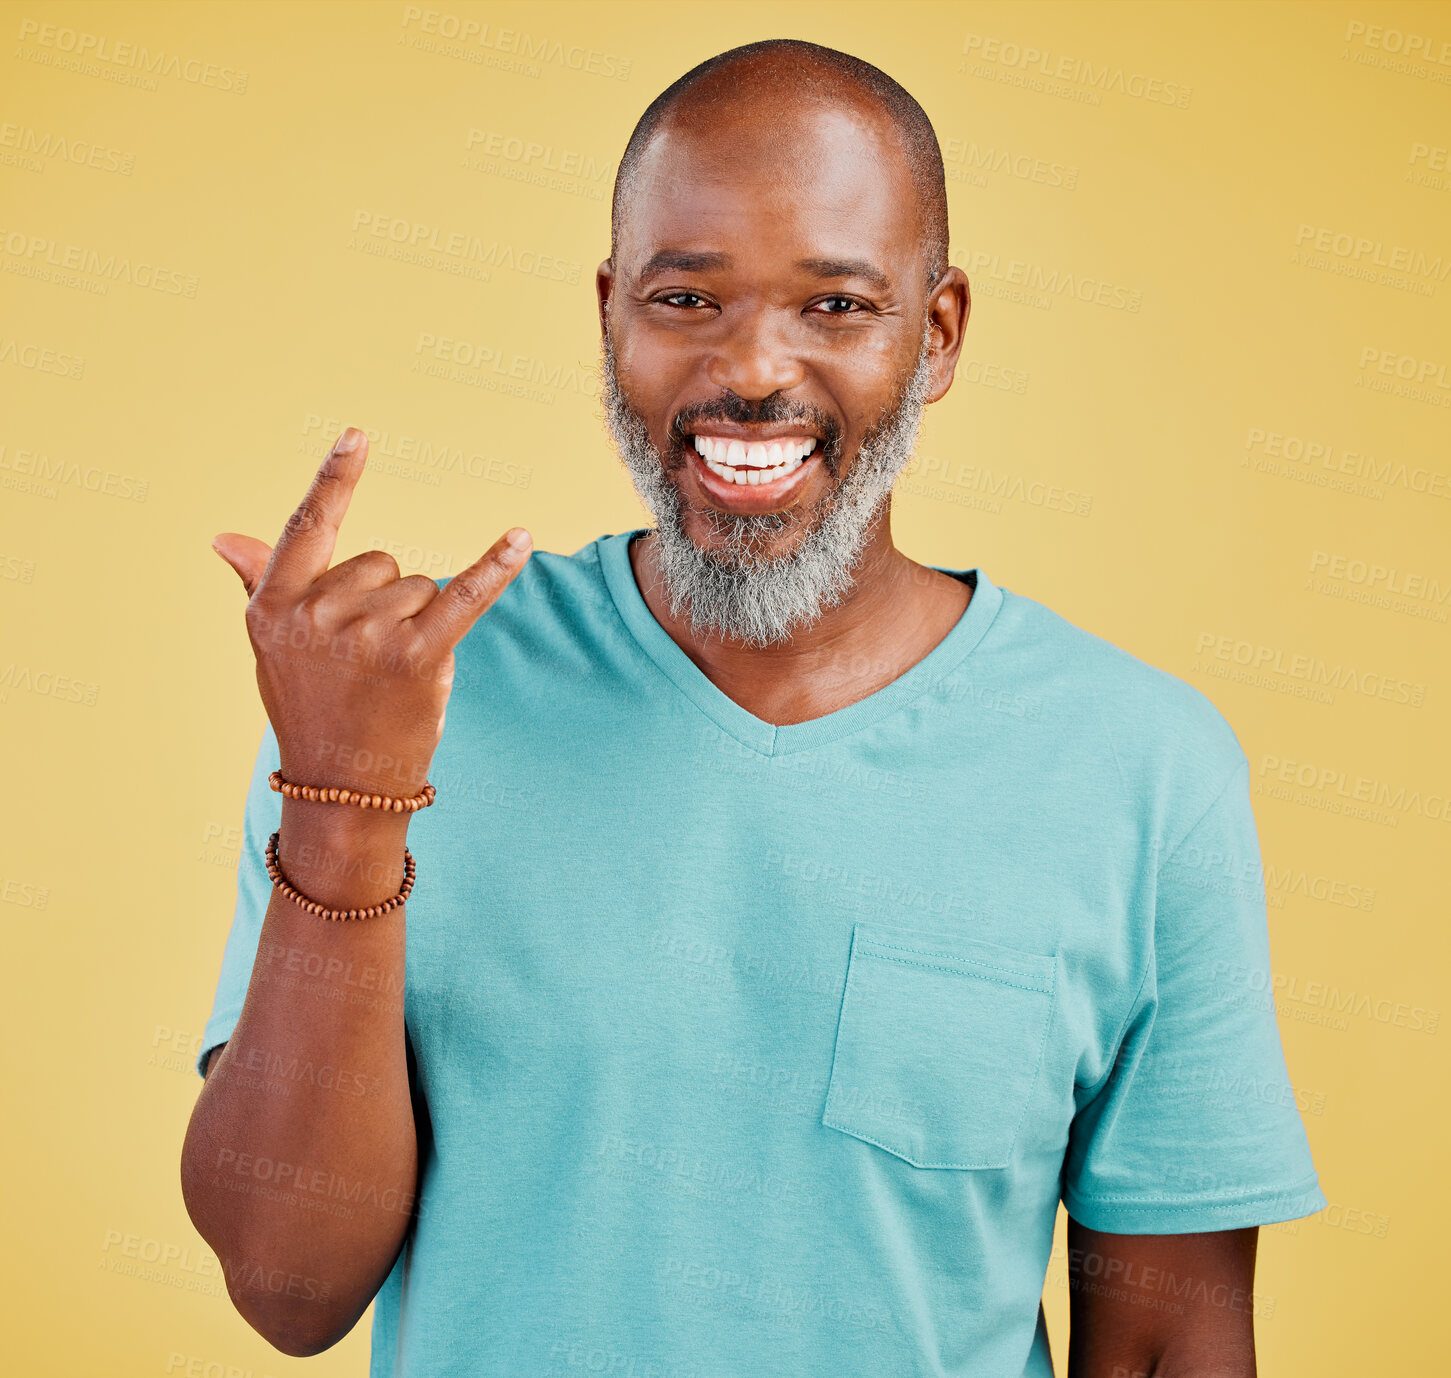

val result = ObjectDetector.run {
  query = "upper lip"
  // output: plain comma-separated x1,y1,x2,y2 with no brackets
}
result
683,422,823,443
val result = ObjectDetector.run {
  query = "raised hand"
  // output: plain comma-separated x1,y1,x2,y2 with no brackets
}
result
210,427,532,799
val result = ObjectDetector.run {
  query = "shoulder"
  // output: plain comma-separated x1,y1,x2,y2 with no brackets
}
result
992,580,1248,832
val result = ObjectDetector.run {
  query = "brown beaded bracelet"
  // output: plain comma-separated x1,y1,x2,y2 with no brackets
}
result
265,830,415,921
268,769,436,813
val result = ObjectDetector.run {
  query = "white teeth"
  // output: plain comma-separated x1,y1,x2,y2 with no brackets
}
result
691,434,818,467
719,455,801,485
689,434,817,487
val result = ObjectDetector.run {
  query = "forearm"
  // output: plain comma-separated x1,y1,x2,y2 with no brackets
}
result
1066,1223,1258,1378
180,800,418,1355
1068,1299,1256,1378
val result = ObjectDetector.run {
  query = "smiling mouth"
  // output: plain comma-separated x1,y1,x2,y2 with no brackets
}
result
690,434,818,486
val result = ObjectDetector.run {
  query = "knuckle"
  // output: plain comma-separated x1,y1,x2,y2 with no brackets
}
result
313,459,346,490
364,550,402,581
245,604,293,651
284,499,327,537
243,596,272,630
392,631,427,673
449,572,496,606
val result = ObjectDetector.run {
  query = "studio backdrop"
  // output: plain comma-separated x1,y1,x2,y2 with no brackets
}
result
1,1,1446,1374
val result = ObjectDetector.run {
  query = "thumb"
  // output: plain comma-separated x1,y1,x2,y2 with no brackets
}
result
211,533,274,596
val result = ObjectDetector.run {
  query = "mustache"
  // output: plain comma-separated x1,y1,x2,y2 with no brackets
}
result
666,393,844,473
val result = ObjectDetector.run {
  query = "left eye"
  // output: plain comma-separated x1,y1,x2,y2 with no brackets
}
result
814,297,862,314
661,292,707,307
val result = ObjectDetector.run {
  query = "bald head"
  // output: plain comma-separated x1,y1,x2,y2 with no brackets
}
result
611,39,949,287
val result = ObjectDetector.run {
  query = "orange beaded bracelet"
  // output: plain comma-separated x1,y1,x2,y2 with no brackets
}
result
265,830,415,921
268,769,436,813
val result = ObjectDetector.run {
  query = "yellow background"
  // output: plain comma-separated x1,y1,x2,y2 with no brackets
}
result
2,1,1446,1372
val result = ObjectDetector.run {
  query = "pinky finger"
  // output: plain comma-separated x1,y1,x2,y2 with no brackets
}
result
410,528,531,650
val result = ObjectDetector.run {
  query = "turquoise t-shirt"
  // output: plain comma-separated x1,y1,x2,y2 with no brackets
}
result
197,527,1326,1377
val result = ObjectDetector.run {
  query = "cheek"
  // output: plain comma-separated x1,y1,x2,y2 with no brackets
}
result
826,344,908,436
613,330,687,405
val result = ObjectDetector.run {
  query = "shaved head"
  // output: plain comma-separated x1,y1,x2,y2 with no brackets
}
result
611,38,949,286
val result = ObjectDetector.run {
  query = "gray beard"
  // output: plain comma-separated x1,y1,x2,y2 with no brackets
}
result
600,328,934,648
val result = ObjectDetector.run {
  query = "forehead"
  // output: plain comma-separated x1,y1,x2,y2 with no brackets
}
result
617,99,923,281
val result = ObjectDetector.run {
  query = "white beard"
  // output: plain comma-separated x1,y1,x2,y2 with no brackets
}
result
600,327,934,648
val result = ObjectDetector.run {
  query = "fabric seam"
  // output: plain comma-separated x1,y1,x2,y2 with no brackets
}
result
823,927,1058,1169
1065,1173,1322,1208
857,944,1055,996
1073,938,1154,1102
1072,756,1252,1103
597,530,1006,761
1158,756,1251,869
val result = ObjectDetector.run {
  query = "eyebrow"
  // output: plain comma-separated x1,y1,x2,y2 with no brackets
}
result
795,257,891,292
637,250,732,285
634,250,892,293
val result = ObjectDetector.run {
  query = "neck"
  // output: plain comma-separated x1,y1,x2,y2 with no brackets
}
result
627,507,971,727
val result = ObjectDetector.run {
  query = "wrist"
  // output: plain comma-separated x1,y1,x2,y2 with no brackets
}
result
274,798,412,909
277,741,434,800
270,767,434,814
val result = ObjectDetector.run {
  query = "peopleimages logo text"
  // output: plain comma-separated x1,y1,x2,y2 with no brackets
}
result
400,7,631,80
16,17,248,92
961,32,1191,106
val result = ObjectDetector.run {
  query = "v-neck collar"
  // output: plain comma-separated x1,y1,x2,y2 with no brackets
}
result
597,527,1004,758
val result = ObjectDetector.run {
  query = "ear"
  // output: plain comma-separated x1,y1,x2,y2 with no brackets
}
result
923,265,971,405
596,259,615,339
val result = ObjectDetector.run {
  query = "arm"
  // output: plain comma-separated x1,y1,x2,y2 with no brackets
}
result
1066,1218,1259,1378
1061,755,1325,1372
180,427,532,1354
180,798,416,1356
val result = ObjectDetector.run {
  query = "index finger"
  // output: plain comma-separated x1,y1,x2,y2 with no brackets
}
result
255,428,368,599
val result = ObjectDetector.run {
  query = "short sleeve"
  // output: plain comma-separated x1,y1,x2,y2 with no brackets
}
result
194,719,282,1077
1062,757,1328,1233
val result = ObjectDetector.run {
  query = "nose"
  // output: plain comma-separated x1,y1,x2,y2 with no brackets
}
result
704,309,807,399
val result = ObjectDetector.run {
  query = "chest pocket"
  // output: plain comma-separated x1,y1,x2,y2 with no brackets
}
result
821,923,1058,1170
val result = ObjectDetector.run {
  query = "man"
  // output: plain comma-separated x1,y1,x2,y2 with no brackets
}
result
182,39,1326,1378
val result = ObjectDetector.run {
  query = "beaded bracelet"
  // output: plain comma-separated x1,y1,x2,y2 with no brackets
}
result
269,769,436,813
265,830,415,921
